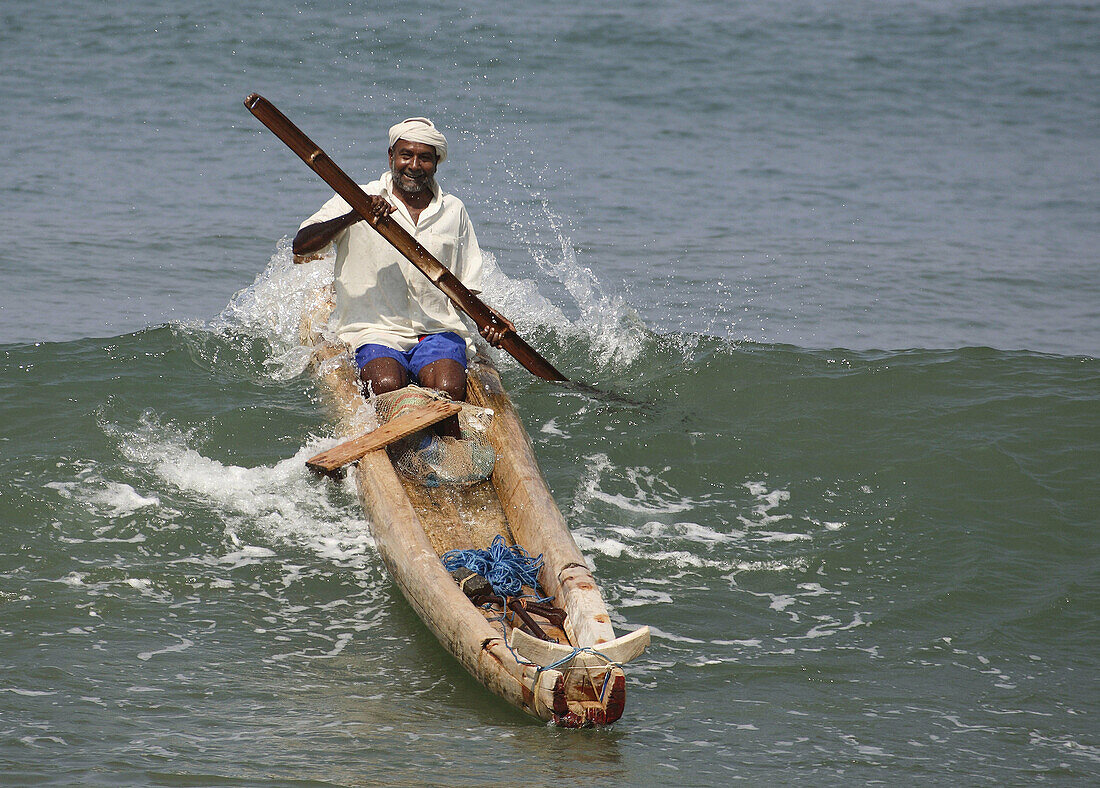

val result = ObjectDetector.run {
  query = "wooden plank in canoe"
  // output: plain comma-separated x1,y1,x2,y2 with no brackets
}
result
305,400,462,475
401,478,514,557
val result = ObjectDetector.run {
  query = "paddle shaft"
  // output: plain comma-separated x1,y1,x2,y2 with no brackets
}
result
244,93,567,383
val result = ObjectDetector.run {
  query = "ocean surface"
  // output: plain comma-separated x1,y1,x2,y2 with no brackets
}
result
1,1,1098,785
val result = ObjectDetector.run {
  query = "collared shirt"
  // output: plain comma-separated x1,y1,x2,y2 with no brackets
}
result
299,171,484,353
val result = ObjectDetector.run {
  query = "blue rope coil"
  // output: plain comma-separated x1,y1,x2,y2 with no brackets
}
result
442,535,544,598
451,544,625,705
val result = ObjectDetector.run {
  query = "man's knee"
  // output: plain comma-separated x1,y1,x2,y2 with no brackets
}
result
360,359,407,395
417,359,467,401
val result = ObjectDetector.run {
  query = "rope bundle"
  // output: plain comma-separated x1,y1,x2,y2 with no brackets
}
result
442,535,543,598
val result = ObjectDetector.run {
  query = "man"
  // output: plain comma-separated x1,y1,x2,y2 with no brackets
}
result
293,117,512,438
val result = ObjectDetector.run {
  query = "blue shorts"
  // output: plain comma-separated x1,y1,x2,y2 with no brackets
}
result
354,332,468,378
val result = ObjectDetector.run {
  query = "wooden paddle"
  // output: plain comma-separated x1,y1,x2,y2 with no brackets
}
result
305,400,462,476
244,93,568,383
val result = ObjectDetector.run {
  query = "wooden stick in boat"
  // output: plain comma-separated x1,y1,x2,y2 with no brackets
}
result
244,93,568,383
305,400,462,476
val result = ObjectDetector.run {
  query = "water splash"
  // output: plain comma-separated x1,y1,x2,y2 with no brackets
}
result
206,220,657,387
102,413,374,569
207,239,336,380
488,167,652,368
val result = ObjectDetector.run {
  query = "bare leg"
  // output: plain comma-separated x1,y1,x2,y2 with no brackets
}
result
359,357,408,396
416,358,467,439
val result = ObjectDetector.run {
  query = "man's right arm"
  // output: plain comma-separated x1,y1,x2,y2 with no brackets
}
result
292,195,397,259
292,210,361,257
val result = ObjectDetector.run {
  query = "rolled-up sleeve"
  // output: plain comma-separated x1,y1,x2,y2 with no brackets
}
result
299,193,354,233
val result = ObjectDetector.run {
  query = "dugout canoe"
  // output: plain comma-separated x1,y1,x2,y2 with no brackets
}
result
300,290,649,726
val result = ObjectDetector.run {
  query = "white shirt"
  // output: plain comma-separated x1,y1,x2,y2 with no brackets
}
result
299,171,484,353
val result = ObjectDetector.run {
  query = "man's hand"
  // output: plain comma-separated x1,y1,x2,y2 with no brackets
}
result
364,195,395,220
480,307,515,348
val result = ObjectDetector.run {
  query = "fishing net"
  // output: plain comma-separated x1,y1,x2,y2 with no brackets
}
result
372,385,496,487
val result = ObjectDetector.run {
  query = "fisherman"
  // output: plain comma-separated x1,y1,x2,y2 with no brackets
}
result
292,117,512,437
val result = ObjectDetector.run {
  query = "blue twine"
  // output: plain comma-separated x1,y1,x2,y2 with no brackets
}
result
491,612,623,702
465,570,625,706
442,535,544,599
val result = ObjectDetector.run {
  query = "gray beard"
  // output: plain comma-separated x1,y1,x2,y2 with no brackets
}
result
392,167,435,194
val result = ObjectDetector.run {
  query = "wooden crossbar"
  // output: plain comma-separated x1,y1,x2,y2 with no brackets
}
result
305,400,462,476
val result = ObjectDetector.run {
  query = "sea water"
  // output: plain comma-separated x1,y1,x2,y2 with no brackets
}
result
1,1,1097,785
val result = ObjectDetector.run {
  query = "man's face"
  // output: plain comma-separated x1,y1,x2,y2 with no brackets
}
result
389,140,439,194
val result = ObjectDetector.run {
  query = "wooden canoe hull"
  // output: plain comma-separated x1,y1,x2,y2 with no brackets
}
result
304,298,646,725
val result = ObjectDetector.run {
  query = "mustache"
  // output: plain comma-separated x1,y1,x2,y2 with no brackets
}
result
393,166,434,192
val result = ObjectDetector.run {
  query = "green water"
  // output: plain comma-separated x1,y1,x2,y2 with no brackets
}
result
3,0,1099,782
2,252,1097,785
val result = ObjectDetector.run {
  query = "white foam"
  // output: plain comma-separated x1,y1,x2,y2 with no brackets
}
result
44,481,76,499
1027,733,1100,764
311,632,354,659
92,483,160,516
45,474,164,537
769,595,797,613
634,549,707,570
218,546,278,568
674,522,740,544
108,416,375,570
794,611,868,641
577,536,628,559
712,639,763,648
539,418,565,436
738,481,793,528
796,583,835,597
210,240,337,380
571,529,743,572
478,252,571,336
138,636,195,661
753,531,812,542
647,626,706,645
572,454,695,517
615,588,674,607
729,558,809,573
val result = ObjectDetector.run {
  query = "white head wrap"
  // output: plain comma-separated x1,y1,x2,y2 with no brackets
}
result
388,117,448,163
